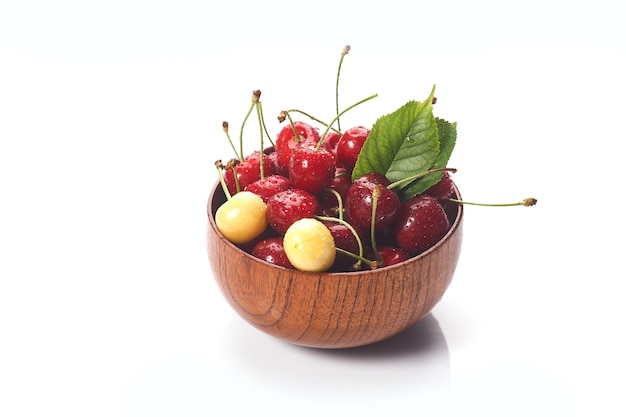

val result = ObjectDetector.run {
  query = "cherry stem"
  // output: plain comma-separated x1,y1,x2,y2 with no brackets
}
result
239,103,255,161
253,94,266,179
322,188,345,221
387,167,457,190
315,215,365,269
215,160,232,200
282,109,341,134
317,93,378,150
335,248,377,270
370,185,382,263
224,158,241,193
336,45,350,132
222,122,241,160
448,197,538,207
281,112,302,143
256,101,275,147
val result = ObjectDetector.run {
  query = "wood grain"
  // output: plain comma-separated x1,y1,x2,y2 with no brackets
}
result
207,182,463,349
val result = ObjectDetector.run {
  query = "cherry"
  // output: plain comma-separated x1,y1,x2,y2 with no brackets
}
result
283,218,336,272
215,191,268,244
336,126,370,173
317,167,352,217
372,226,398,248
245,174,291,202
423,171,456,201
353,172,390,187
266,149,289,177
393,194,450,255
265,188,319,235
330,168,352,198
288,143,337,196
251,237,293,268
275,121,320,171
223,151,275,195
373,246,409,267
323,220,365,271
322,131,341,159
345,174,400,232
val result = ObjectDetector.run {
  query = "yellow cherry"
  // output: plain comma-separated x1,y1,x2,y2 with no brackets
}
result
283,218,336,272
215,191,267,244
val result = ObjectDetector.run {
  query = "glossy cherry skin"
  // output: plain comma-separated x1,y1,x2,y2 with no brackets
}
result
283,218,336,272
393,194,450,255
251,237,293,268
215,191,268,245
265,188,319,235
245,174,291,202
375,246,409,267
316,167,352,217
275,121,320,171
345,174,400,232
288,144,336,197
323,221,365,272
423,171,456,202
223,151,275,195
322,131,341,159
336,126,370,173
352,172,390,188
266,149,289,177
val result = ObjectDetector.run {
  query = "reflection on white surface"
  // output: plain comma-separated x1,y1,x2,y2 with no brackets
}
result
228,313,451,388
121,314,451,416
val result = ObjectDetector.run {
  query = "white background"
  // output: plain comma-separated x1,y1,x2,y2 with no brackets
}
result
1,1,625,416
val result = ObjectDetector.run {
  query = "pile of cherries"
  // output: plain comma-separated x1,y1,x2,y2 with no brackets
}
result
214,120,459,273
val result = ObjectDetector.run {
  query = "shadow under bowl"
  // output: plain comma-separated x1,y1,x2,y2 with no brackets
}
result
206,182,463,349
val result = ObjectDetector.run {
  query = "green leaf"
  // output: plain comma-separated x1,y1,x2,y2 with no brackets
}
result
398,118,457,201
352,86,440,186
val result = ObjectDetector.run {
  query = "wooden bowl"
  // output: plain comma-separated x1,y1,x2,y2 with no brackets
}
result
206,182,463,349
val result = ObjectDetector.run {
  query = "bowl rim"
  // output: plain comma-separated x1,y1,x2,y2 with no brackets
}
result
207,179,463,276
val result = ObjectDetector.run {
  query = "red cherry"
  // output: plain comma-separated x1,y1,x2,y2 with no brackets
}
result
265,188,319,235
375,246,409,267
317,167,352,217
372,226,398,248
245,174,291,202
266,149,289,177
323,221,366,272
289,144,337,196
322,131,341,159
251,237,293,268
423,171,456,202
352,171,391,187
336,126,370,173
345,174,400,232
393,194,450,255
275,121,320,171
223,151,275,195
